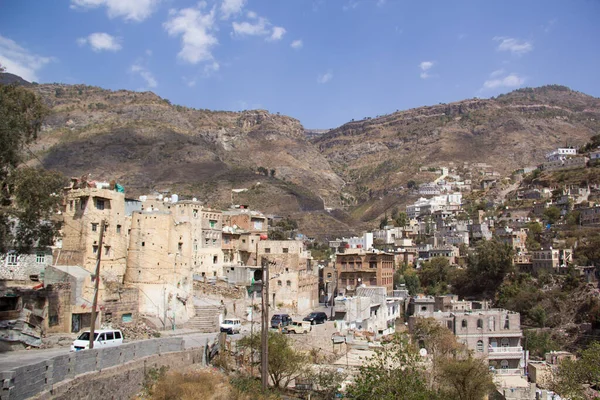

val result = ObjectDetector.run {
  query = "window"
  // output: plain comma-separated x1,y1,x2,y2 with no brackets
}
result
69,200,73,211
96,199,105,210
327,273,332,278
193,241,198,251
91,223,98,232
178,242,183,253
36,253,45,264
212,239,217,245
205,238,209,245
283,248,289,254
141,242,145,247
106,332,114,340
501,338,510,348
500,360,509,369
92,245,98,254
286,280,291,286
421,306,427,311
115,331,122,339
477,319,483,329
80,198,86,210
265,248,271,254
476,340,484,352
121,314,132,323
278,280,282,286
213,255,218,264
446,321,452,329
98,334,106,341
193,209,198,218
7,253,18,266
104,246,110,256
504,315,510,330
209,220,217,228
461,319,467,329
116,225,121,234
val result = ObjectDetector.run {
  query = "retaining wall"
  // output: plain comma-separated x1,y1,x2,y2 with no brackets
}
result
0,337,200,400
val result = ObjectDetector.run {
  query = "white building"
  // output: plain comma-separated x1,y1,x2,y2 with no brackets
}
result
545,147,577,162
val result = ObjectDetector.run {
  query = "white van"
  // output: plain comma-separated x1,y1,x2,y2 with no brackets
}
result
70,329,124,351
220,318,242,334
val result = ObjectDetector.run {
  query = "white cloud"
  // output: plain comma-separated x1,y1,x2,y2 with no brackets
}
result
0,35,53,82
77,32,122,52
490,69,505,78
343,1,359,11
146,49,153,56
419,61,435,79
232,17,269,36
317,71,333,84
269,27,286,41
70,0,160,22
291,39,303,49
493,36,533,55
164,4,218,65
204,61,220,75
543,19,557,33
247,11,257,19
232,15,286,42
377,0,386,6
131,64,157,88
220,0,245,20
482,72,525,90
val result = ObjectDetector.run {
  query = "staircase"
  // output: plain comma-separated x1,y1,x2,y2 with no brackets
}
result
185,305,224,332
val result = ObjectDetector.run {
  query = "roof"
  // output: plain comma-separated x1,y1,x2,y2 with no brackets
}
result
51,265,91,280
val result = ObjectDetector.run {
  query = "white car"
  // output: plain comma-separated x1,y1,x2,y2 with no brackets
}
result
220,318,241,334
70,329,124,351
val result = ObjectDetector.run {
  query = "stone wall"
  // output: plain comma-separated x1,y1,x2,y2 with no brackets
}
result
0,252,52,282
0,337,190,400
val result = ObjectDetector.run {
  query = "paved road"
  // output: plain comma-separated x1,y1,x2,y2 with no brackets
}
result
0,331,220,373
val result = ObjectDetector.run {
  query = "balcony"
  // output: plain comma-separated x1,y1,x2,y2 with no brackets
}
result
488,346,524,359
491,368,522,376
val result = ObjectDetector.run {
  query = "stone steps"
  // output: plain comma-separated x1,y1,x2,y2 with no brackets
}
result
184,305,224,332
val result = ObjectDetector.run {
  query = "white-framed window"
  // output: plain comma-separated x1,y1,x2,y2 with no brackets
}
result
7,253,18,266
36,253,45,264
476,340,484,352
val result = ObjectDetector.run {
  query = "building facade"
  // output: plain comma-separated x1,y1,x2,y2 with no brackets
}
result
336,251,395,295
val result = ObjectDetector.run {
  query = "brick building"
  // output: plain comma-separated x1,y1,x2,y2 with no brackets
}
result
336,250,395,295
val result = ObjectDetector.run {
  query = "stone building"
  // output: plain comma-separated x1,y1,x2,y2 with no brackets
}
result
0,250,52,283
335,250,395,295
409,307,526,375
257,240,318,314
222,207,267,268
60,180,139,282
531,248,572,275
124,199,223,324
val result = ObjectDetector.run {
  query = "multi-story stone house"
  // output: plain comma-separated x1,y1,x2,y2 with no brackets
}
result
531,248,572,275
257,240,318,313
1,250,52,283
336,250,395,295
124,199,222,324
60,180,139,282
409,305,526,376
221,207,267,268
495,227,528,252
579,205,600,225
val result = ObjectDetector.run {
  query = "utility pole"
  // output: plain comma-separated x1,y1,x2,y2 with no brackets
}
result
261,257,269,393
89,219,106,349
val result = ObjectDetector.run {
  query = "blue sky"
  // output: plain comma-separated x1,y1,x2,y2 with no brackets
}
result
1,0,599,128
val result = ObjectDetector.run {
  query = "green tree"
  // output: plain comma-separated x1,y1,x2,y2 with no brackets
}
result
456,240,514,298
543,206,561,224
346,333,440,400
0,84,65,252
394,212,408,227
238,332,308,389
437,356,495,400
418,257,452,295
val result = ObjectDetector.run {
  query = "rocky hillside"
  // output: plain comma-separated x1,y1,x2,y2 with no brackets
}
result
16,81,344,221
4,73,600,237
314,85,600,198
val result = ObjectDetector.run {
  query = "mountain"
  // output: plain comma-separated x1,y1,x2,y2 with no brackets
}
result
312,85,600,221
0,72,31,86
3,73,600,238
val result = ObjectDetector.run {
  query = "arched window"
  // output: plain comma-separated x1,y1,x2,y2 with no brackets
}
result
477,319,483,329
501,338,510,348
488,316,495,331
476,340,484,352
461,319,467,329
504,315,510,330
500,360,509,369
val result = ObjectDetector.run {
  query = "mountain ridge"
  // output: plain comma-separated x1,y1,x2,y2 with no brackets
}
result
3,72,599,238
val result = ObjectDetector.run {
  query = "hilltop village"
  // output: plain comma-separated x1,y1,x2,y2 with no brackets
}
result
3,143,600,399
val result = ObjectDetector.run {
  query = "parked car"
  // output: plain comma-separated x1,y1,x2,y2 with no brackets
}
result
283,321,312,334
70,329,124,351
271,314,292,329
220,318,242,334
303,311,328,325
